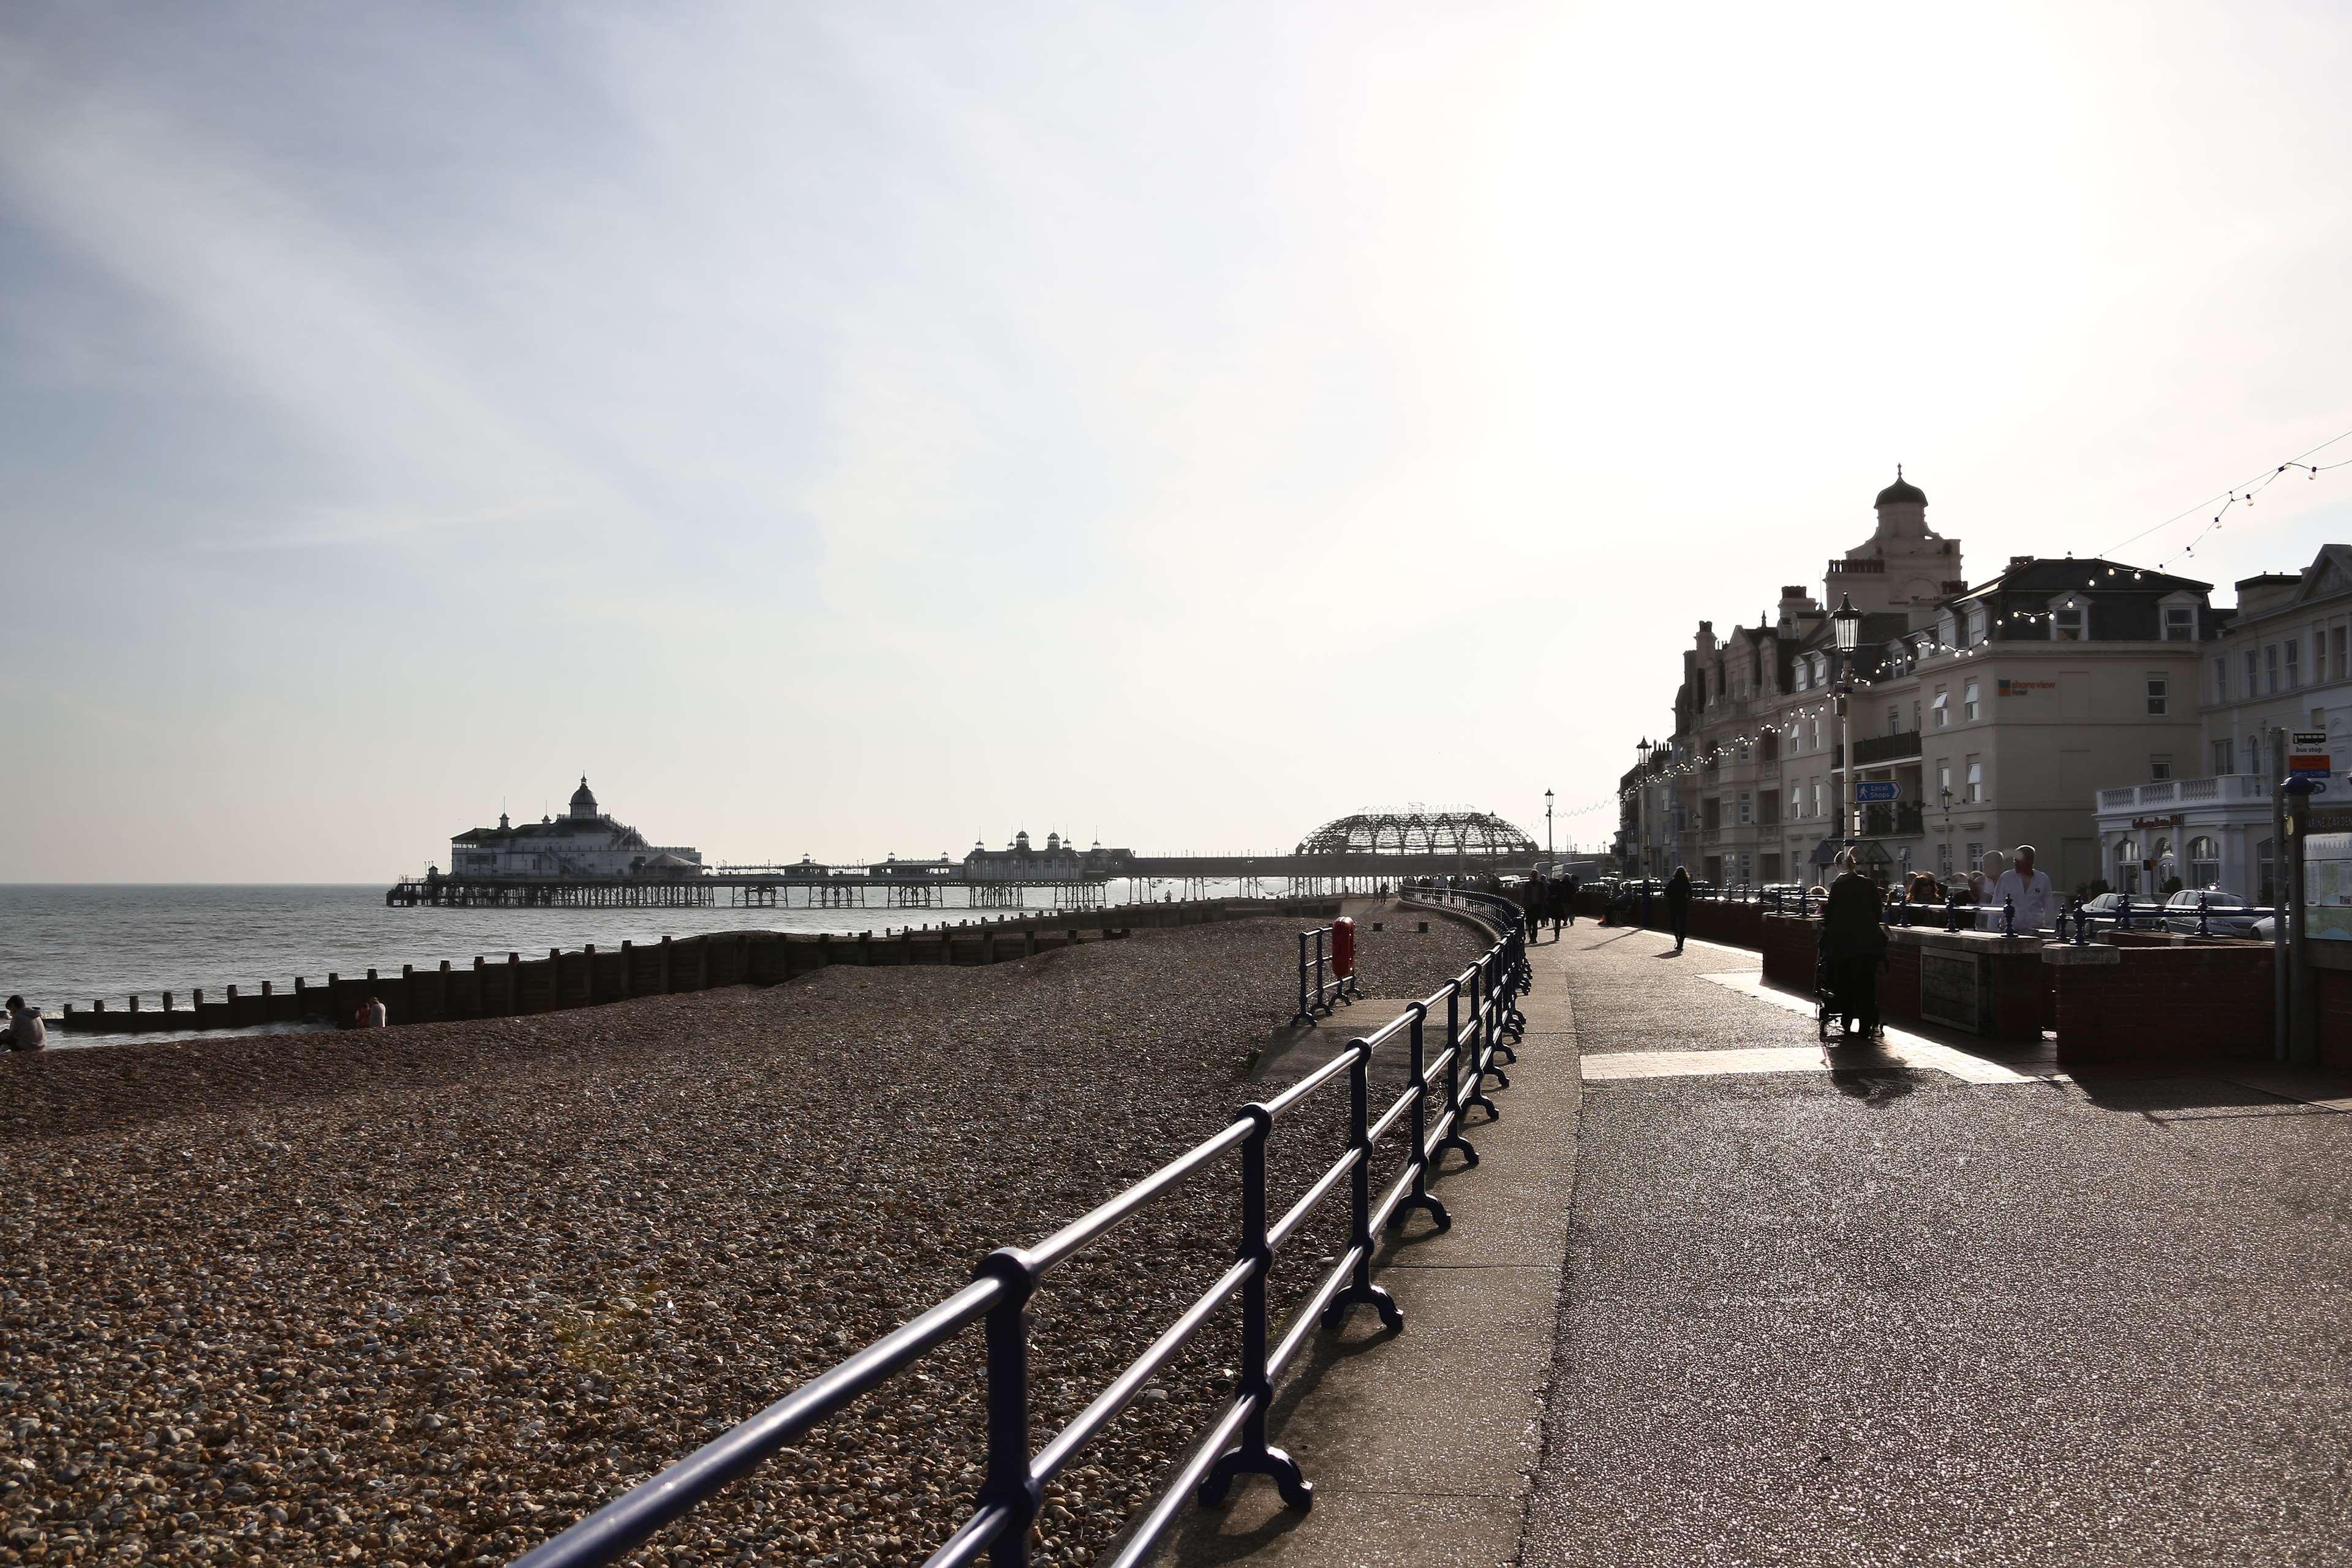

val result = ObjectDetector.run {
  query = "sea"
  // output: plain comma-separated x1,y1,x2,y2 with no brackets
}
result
0,881,1255,1048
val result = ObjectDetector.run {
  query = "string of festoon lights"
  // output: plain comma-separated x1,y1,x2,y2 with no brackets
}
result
1558,428,2352,818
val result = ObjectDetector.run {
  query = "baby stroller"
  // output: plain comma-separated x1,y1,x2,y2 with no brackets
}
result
1815,933,1879,1041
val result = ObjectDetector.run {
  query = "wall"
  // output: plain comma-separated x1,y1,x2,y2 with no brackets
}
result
60,897,1341,1036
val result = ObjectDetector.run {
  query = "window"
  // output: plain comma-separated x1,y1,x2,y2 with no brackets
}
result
1963,680,1980,721
2245,734,2262,777
1887,704,1899,734
1937,842,1953,878
2214,739,2233,775
2147,677,2168,716
2163,603,2195,641
1969,609,1987,645
2266,644,2280,694
2214,656,2228,703
2188,837,2220,889
1912,699,1921,733
2114,839,2138,895
2335,625,2348,681
1937,612,1956,649
1966,841,1983,872
1738,791,1752,825
1966,756,1983,802
2286,638,2301,688
2051,600,2085,640
1812,782,1824,818
1937,760,1951,800
1794,661,1809,692
2246,649,2260,696
1758,790,1779,826
1933,687,1950,727
2150,756,2171,781
2258,838,2277,907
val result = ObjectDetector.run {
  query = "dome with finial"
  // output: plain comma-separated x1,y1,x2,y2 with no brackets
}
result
1874,464,1926,508
569,775,598,820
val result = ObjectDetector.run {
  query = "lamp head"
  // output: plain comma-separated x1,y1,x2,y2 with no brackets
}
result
1831,594,1863,652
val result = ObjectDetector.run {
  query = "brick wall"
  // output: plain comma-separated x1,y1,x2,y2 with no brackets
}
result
2049,946,2275,1063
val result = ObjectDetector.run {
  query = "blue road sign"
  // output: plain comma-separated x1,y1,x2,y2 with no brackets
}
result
1855,780,1901,802
2286,771,2330,794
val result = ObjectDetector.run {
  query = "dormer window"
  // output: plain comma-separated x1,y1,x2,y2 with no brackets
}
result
1967,608,1987,644
1937,612,1956,650
2162,603,2195,641
2049,597,2087,641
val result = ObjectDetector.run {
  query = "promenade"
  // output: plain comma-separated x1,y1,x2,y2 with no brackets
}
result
1183,914,2352,1568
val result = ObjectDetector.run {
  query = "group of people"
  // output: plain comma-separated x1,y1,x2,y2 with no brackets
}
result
1517,872,1582,938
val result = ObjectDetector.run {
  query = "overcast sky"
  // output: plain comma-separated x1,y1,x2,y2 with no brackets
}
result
4,1,2350,881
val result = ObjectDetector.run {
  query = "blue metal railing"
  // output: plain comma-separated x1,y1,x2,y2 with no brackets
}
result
1289,923,1362,1027
511,891,1531,1568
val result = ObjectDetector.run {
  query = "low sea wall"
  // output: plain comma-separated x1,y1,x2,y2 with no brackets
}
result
57,896,1342,1036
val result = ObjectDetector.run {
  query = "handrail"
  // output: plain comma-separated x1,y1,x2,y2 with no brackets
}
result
511,889,1532,1568
1289,923,1362,1026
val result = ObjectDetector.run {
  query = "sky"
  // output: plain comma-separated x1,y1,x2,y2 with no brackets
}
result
4,0,2351,882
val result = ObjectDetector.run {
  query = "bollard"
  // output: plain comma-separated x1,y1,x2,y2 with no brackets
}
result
1944,891,1958,933
2117,897,2132,933
2196,890,2210,938
2002,895,2016,938
2072,897,2090,948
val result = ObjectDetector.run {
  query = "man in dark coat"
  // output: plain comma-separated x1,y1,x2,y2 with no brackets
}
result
1664,865,1692,953
1820,851,1887,1037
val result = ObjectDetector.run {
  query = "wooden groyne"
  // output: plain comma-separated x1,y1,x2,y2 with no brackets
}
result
54,896,1342,1037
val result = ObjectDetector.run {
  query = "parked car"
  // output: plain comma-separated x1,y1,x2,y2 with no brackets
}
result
2074,891,2168,935
2159,889,2269,938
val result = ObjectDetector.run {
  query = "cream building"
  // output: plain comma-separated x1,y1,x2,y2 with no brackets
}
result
1657,472,2218,904
2091,545,2352,901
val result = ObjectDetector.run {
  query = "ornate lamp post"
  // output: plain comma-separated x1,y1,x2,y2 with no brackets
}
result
1939,783,1954,882
1831,595,1863,851
1544,788,1555,864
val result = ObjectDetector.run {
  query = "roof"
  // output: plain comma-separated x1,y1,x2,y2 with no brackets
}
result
1874,468,1926,508
1947,556,2210,606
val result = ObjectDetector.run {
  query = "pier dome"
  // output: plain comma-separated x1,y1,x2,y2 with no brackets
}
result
570,775,599,820
1295,810,1537,858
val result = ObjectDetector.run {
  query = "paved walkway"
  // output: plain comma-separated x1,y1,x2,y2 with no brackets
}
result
1177,915,2352,1568
1523,921,2352,1567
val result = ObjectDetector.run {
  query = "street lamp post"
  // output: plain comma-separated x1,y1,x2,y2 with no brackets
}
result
1831,595,1863,853
1544,788,1555,864
1939,784,1954,881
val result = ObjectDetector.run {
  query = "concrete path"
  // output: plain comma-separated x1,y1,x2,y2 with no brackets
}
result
1521,920,2352,1567
1168,904,1585,1568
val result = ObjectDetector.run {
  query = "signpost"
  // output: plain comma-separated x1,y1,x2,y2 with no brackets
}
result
2288,730,2332,793
1855,780,1901,802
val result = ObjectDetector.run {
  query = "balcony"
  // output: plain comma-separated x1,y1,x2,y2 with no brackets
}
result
1852,731,1923,766
1856,804,1926,839
2096,774,2272,813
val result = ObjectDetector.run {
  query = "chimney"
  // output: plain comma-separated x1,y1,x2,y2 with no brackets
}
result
2007,554,2034,569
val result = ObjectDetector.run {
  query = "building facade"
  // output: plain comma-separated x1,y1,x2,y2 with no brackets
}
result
2091,545,2352,901
1651,472,2218,900
448,778,704,879
962,831,1136,881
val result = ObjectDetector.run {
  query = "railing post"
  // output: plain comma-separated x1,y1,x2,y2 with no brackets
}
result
1319,1041,1403,1333
2196,890,2210,938
1289,932,1314,1028
1312,928,1333,1017
1201,1105,1311,1509
2073,897,2090,947
2002,895,2016,938
1463,967,1499,1121
1476,954,1512,1090
971,1248,1040,1568
1387,1002,1449,1235
1433,981,1477,1168
1944,891,1958,933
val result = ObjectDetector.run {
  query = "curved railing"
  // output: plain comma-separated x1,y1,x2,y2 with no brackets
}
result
511,892,1530,1568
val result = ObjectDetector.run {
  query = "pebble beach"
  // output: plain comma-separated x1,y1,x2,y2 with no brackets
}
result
0,913,1485,1568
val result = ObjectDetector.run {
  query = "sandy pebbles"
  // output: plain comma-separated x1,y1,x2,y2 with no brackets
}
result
0,914,1484,1567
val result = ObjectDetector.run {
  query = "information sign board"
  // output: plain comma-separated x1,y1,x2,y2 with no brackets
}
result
1919,949,1989,1035
1855,780,1901,802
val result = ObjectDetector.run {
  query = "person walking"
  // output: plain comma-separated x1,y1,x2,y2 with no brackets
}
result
4,997,45,1051
1664,865,1693,953
1561,873,1579,929
1821,851,1887,1038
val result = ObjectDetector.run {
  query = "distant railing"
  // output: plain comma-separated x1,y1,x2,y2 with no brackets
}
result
1291,924,1362,1026
511,892,1532,1568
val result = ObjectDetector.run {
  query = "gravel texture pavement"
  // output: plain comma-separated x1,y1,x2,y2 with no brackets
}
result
0,914,1483,1568
1521,924,2352,1568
